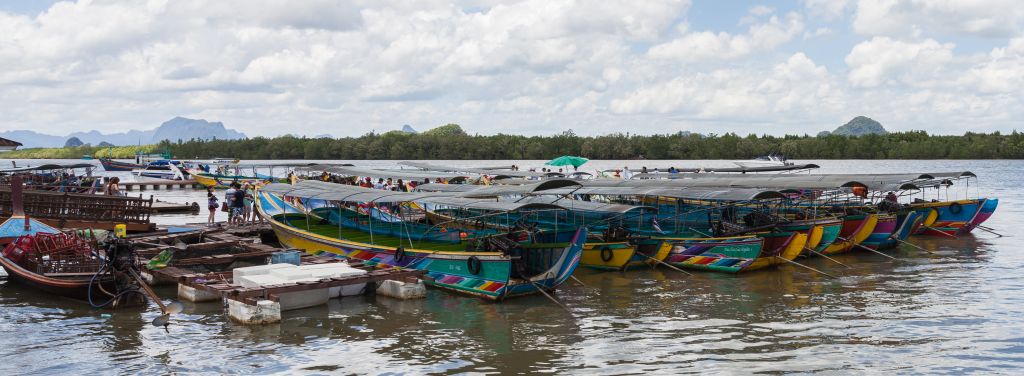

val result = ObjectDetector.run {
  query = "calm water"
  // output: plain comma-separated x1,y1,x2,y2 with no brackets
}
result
1,160,1021,374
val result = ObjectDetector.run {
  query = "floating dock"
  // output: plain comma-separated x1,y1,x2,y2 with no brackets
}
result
122,179,198,191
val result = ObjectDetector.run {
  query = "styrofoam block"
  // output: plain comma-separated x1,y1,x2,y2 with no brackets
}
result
269,268,314,281
232,264,295,281
177,284,221,302
278,289,330,310
375,279,426,299
228,299,281,325
237,274,285,289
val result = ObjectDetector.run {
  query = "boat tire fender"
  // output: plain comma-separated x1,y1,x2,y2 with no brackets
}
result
600,246,614,262
394,247,406,263
949,202,963,214
467,256,482,275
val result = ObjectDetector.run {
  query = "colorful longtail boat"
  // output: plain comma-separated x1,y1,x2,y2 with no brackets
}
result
860,213,898,250
821,214,878,255
881,210,926,249
777,217,842,255
257,186,586,301
579,239,671,271
910,198,992,236
657,231,808,273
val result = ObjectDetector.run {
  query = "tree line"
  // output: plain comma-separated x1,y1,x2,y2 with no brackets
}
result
7,124,1024,160
161,125,1024,160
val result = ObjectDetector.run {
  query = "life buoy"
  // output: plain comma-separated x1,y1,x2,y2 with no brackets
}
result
393,247,406,263
467,256,482,275
949,202,963,215
600,246,614,262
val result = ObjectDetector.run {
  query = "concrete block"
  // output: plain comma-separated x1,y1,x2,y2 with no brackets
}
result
227,299,281,325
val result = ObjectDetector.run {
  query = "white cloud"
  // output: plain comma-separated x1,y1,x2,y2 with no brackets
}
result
0,0,1021,138
647,12,804,62
853,0,1024,38
845,37,955,88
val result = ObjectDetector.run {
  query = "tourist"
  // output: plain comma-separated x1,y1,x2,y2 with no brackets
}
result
396,179,406,192
385,177,394,191
622,166,632,180
104,177,122,196
224,183,237,224
242,183,255,223
374,178,385,190
231,183,246,225
641,166,648,174
206,187,219,226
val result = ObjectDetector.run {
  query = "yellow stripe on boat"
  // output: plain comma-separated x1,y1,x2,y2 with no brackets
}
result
824,214,877,254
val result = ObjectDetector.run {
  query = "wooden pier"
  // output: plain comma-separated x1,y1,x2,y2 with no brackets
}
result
122,179,198,191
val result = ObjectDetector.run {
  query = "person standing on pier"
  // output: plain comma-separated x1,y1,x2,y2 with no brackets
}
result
207,187,219,226
231,183,246,225
224,183,237,225
103,177,122,196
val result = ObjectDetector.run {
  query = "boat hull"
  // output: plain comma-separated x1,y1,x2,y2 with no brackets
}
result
910,199,988,236
822,214,878,255
259,191,585,300
881,210,925,249
99,159,143,172
657,231,808,274
861,214,898,250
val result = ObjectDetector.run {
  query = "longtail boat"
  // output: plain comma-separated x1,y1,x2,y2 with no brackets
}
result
257,182,586,300
881,210,926,249
0,177,146,307
910,198,995,236
658,232,808,273
99,158,143,172
822,214,878,254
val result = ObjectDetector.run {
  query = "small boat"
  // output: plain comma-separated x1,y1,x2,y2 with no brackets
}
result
190,171,270,189
0,176,145,307
910,198,996,236
257,183,585,300
732,154,794,169
859,213,899,250
131,160,189,180
821,214,878,255
658,231,808,273
99,158,144,172
881,210,926,249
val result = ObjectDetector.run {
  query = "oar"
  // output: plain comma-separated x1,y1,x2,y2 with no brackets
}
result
634,252,693,276
128,269,183,330
837,237,899,260
972,226,1004,237
920,225,958,239
887,235,936,254
804,247,852,268
775,256,838,279
528,280,573,315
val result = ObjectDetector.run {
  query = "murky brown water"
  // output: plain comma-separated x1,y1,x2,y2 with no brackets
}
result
1,160,1020,374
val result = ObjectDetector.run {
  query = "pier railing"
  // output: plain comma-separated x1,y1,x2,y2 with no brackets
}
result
0,188,153,224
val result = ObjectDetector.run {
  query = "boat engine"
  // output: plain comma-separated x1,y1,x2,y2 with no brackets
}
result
89,236,146,309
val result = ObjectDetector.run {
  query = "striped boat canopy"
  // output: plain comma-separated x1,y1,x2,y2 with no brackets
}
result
296,165,471,180
260,181,562,212
510,196,655,214
399,161,560,178
538,186,786,201
416,179,581,197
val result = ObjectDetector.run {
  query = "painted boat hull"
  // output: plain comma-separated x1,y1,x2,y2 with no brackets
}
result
99,159,143,172
881,210,925,249
910,199,990,236
656,231,808,274
822,214,878,255
580,239,670,271
860,214,898,250
193,172,268,189
259,191,585,300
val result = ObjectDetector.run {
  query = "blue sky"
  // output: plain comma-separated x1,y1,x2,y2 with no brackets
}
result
0,0,1021,137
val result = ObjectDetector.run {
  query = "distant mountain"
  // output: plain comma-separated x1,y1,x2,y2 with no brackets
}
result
151,117,246,143
64,137,85,147
819,116,888,136
401,124,418,133
0,117,247,148
97,141,115,147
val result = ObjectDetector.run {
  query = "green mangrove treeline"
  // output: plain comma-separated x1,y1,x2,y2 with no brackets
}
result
161,125,1024,160
7,124,1024,160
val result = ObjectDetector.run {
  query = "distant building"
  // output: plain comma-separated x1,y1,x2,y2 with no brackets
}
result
0,137,22,152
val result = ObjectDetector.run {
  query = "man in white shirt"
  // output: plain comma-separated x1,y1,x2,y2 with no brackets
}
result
224,184,237,223
622,166,633,180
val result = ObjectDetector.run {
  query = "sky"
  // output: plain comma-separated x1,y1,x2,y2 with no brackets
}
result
0,0,1022,137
